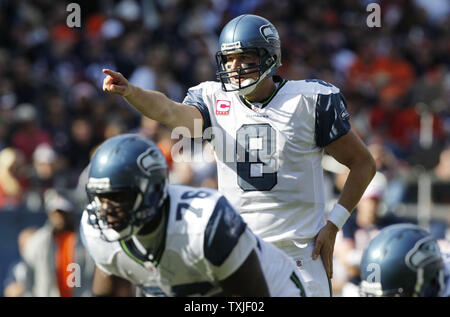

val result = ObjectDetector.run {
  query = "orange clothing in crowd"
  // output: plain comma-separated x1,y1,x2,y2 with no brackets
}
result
157,140,173,170
54,232,77,297
370,106,445,148
348,55,415,100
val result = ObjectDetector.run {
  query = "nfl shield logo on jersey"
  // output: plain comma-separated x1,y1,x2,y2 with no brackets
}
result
216,100,231,115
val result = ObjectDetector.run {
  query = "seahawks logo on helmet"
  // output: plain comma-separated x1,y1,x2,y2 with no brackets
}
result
260,24,278,43
137,148,167,177
405,236,442,271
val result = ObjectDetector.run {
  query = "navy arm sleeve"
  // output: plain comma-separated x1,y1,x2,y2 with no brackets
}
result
183,87,212,138
203,196,247,266
315,92,351,147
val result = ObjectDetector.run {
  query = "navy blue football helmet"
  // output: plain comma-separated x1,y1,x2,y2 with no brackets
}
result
360,224,445,297
215,14,281,95
85,134,168,242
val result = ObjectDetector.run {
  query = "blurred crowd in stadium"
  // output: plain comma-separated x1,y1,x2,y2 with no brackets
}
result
0,0,449,296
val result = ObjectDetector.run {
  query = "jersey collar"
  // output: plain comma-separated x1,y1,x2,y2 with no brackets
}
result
239,76,287,111
120,198,170,268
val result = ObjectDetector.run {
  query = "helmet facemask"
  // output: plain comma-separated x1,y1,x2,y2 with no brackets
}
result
86,178,167,242
416,264,445,297
216,47,277,96
407,236,445,297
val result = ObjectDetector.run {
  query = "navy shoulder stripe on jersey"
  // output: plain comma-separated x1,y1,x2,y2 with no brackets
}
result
183,87,212,138
204,196,247,266
315,92,351,147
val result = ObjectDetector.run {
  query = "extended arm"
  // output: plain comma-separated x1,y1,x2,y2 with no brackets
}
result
102,69,204,137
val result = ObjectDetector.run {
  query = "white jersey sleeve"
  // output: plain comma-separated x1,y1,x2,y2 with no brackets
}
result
183,81,216,138
182,78,351,245
163,185,255,282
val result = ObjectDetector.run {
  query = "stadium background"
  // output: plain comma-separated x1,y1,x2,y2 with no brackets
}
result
0,0,448,296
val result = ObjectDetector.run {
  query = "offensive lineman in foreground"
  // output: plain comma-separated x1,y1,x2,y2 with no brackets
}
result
102,14,376,296
80,134,307,297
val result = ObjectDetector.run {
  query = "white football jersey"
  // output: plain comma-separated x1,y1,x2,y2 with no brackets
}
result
80,184,304,297
183,77,350,244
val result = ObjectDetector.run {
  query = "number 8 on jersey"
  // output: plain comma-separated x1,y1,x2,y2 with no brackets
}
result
236,123,277,191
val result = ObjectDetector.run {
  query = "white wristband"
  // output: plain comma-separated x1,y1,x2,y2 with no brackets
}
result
327,203,351,230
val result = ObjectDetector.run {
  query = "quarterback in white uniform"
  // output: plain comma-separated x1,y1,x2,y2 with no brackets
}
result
184,77,347,244
102,14,376,296
80,134,305,297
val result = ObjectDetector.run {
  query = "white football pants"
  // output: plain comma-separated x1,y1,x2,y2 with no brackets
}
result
274,239,332,297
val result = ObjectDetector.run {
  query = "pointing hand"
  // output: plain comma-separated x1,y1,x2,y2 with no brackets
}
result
102,69,132,97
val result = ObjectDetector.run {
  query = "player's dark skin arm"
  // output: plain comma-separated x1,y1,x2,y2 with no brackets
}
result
219,250,270,297
92,266,133,297
313,130,376,279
